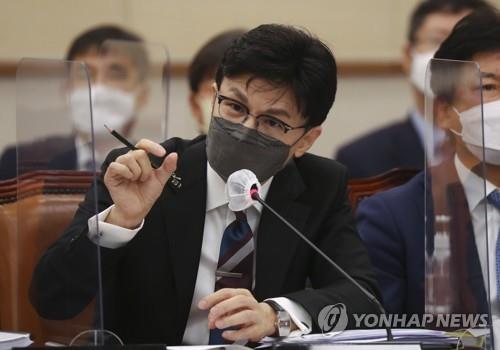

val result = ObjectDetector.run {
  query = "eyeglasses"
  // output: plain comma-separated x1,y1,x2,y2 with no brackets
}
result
214,92,308,139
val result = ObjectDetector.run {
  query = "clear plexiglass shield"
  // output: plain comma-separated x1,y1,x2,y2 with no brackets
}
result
13,40,170,345
15,58,113,346
424,58,498,347
91,39,170,161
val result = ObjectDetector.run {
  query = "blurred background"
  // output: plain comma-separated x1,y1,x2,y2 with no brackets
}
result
2,0,499,158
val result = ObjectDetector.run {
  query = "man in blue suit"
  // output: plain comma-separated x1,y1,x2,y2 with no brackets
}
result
335,0,492,179
357,171,427,315
357,10,500,325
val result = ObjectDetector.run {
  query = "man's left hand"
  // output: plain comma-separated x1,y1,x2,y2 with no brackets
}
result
198,288,276,342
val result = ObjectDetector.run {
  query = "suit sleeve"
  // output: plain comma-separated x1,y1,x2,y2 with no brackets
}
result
30,137,189,320
282,167,383,331
356,194,407,315
0,146,18,180
30,148,130,320
334,147,358,179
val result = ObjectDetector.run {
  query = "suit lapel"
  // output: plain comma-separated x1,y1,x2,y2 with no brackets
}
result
254,159,311,300
160,141,207,333
397,116,425,167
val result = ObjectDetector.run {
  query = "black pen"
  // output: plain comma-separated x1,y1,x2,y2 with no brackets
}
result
104,124,182,189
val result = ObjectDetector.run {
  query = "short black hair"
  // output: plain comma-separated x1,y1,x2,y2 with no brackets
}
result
408,0,493,44
189,29,246,93
66,25,143,61
215,24,337,127
66,25,149,81
431,10,500,102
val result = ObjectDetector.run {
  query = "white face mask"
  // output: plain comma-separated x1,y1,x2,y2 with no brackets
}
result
69,84,136,138
410,50,436,93
197,97,213,134
453,100,500,165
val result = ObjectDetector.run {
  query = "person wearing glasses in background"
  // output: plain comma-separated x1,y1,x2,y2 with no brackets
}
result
357,10,500,344
31,24,381,344
0,25,148,180
335,0,493,179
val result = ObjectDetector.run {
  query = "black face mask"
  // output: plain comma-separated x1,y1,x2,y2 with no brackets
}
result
206,117,291,183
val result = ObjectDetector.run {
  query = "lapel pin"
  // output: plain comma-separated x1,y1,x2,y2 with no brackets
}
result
168,173,182,190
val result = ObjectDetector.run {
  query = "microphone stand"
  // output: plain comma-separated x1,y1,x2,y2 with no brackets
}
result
251,191,394,342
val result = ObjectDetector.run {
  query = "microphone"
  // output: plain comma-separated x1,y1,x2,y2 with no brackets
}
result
226,169,393,341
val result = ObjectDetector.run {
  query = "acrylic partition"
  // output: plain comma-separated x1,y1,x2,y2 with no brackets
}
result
424,58,498,348
15,58,114,345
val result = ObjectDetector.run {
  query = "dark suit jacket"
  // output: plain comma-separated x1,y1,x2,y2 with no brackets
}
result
335,117,424,179
356,170,488,317
0,136,77,180
30,135,381,345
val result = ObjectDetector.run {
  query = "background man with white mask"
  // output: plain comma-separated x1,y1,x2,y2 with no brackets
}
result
0,25,148,179
335,0,493,179
357,9,500,343
65,26,150,172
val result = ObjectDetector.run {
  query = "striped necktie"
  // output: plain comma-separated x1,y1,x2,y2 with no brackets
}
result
209,210,254,344
488,190,500,307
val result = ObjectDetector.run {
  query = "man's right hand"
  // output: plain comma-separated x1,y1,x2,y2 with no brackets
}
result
103,139,178,229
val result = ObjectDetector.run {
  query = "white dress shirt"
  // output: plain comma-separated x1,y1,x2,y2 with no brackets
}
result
454,155,500,343
75,136,106,171
87,162,312,344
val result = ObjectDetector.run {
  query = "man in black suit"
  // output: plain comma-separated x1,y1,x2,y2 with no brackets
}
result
0,25,147,180
357,10,500,335
335,0,493,179
30,24,381,344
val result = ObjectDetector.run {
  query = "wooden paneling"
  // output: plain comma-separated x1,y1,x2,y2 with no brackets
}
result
0,61,404,78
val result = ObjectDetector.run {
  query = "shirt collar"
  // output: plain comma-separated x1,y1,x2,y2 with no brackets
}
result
75,135,107,171
454,154,497,211
75,136,92,171
206,162,273,213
